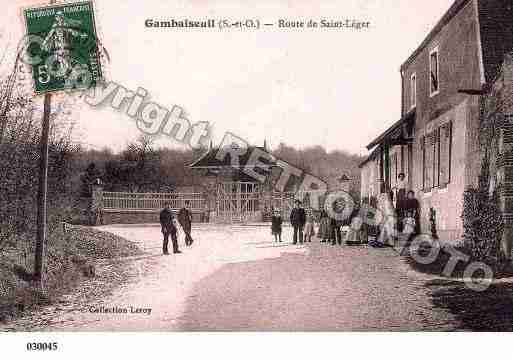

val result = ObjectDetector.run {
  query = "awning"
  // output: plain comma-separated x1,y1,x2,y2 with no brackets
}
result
358,146,380,168
365,110,416,151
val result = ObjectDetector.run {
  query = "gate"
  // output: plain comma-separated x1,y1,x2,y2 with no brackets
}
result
216,182,261,222
265,191,296,220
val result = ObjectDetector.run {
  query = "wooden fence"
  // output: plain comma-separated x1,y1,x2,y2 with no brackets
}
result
102,192,206,212
99,188,327,222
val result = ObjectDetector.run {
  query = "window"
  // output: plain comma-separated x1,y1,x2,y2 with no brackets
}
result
422,122,452,192
410,73,417,109
430,47,440,96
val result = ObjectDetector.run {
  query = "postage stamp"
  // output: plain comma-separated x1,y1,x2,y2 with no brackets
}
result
23,1,102,94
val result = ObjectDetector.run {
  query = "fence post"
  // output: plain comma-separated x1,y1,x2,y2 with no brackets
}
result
262,188,272,221
203,187,214,223
90,179,104,226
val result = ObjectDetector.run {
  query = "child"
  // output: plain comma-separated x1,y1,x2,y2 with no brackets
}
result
318,210,330,243
346,216,363,245
402,210,417,240
271,209,283,242
304,215,316,243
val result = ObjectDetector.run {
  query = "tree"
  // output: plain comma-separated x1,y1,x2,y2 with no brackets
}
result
80,162,102,197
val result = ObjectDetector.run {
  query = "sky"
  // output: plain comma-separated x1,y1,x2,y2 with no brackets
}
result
2,0,455,155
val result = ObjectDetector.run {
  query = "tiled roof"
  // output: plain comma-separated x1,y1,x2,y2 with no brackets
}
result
189,146,276,168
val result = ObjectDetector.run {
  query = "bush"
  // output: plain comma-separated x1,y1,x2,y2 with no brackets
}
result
461,155,504,267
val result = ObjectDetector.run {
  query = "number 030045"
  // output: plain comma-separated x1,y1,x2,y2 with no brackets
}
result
26,342,58,351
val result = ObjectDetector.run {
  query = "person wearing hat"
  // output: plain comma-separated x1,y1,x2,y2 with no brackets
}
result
290,199,306,244
178,200,194,246
160,202,181,255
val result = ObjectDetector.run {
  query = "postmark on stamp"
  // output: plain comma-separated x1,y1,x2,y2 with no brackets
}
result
23,1,102,94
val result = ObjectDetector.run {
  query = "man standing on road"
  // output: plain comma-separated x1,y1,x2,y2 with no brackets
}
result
160,202,181,255
290,200,306,245
178,200,194,246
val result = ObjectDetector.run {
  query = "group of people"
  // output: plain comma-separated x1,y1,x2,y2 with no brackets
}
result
159,201,194,255
368,172,422,248
270,199,353,246
393,173,421,237
270,175,422,247
160,181,421,254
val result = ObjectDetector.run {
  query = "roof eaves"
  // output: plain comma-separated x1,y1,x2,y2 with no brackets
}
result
365,118,405,150
358,147,380,168
189,148,216,168
400,0,472,71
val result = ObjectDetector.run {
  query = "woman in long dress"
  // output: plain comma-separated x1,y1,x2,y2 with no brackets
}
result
304,215,316,243
394,173,408,232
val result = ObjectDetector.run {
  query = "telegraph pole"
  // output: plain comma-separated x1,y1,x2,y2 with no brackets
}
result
30,0,102,286
34,92,51,285
34,0,56,287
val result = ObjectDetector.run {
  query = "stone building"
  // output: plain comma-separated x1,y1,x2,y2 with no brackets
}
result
360,0,513,243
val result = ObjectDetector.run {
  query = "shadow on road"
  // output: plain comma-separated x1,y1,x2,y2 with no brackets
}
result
426,279,513,331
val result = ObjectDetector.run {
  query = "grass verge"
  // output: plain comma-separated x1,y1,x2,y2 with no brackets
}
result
0,226,143,324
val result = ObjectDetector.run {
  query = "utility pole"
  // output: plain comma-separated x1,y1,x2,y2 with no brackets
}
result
34,0,56,287
34,92,51,285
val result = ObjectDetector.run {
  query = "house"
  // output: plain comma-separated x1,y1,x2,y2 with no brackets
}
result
188,141,295,222
360,0,513,242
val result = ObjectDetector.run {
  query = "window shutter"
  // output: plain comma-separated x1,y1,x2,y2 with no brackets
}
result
425,133,434,190
439,121,452,187
434,128,440,188
421,136,426,191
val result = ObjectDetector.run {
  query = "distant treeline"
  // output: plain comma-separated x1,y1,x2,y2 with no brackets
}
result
272,143,364,200
79,141,364,199
76,137,205,195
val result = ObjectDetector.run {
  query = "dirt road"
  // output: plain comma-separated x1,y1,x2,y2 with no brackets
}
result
0,224,459,331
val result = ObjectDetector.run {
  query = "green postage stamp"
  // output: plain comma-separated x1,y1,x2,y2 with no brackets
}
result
23,1,103,94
